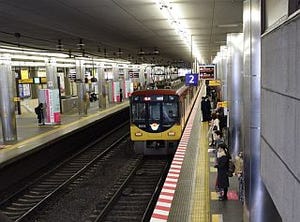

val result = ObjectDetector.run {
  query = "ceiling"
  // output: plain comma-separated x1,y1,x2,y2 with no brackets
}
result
0,0,243,67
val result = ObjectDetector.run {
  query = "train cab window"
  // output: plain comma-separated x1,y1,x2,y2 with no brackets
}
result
132,103,146,121
162,102,178,122
149,103,160,121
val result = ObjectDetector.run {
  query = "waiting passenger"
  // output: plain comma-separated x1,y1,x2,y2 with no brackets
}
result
35,103,45,126
215,143,230,201
208,112,220,146
212,130,224,151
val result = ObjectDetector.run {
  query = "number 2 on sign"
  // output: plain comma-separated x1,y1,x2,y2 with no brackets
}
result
189,75,194,84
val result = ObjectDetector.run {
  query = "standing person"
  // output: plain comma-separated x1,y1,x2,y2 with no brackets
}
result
216,143,230,200
35,103,45,126
213,130,224,150
201,97,206,121
234,151,244,203
120,88,123,102
204,96,212,121
208,112,220,146
201,96,211,122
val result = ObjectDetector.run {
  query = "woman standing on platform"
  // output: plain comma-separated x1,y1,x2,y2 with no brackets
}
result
216,143,230,201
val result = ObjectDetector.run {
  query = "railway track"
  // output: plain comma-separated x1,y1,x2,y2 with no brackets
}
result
89,157,171,222
0,122,130,222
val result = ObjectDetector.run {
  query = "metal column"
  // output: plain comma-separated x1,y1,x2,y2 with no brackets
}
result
75,59,87,116
243,1,281,221
97,66,108,109
46,58,58,89
227,33,243,157
0,55,17,143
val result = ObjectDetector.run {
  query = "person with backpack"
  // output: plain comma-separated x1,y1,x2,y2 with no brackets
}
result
35,103,45,126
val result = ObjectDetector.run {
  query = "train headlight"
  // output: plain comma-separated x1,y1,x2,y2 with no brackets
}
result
135,132,143,136
168,132,176,136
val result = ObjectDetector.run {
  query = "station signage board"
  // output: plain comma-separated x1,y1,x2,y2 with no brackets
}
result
199,64,216,80
209,79,221,86
185,73,199,86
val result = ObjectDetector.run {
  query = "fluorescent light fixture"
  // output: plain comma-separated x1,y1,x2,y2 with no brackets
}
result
155,0,202,62
217,23,240,28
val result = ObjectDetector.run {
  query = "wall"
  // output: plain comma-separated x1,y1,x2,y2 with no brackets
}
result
261,14,300,222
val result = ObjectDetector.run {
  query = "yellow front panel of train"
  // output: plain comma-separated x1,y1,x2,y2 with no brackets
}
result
130,124,182,141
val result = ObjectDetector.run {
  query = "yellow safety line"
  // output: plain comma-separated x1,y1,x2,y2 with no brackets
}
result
210,166,217,173
191,122,210,222
1,103,127,150
212,214,223,222
211,192,219,200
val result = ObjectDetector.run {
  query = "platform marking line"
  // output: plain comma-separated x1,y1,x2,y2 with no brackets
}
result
210,166,217,173
211,192,219,200
212,214,223,222
151,86,203,222
191,121,210,222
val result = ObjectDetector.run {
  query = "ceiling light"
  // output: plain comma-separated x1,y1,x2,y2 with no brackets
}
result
217,23,240,28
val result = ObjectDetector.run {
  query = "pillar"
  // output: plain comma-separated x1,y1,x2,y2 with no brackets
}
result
76,59,87,116
243,1,281,221
0,55,17,143
227,33,244,157
46,58,58,89
97,66,108,109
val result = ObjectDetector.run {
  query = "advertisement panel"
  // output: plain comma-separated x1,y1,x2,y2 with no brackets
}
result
39,89,61,125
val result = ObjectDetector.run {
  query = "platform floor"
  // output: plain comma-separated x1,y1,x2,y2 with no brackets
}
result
0,101,129,168
150,91,243,222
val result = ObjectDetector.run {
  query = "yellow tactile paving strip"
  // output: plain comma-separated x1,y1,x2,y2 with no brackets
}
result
191,121,210,222
212,214,223,222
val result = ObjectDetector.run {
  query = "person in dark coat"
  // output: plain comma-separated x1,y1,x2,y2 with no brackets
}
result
201,96,211,122
201,97,206,121
216,143,230,200
120,88,123,102
35,103,45,126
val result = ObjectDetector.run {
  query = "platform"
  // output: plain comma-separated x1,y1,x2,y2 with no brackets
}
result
0,101,129,168
150,91,243,222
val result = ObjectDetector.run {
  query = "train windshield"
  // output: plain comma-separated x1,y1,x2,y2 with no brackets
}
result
132,103,146,121
149,103,160,121
162,102,179,123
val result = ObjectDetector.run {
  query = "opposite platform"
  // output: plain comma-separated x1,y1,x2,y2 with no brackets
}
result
0,101,129,168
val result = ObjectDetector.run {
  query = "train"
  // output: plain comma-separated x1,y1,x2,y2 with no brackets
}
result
129,83,201,155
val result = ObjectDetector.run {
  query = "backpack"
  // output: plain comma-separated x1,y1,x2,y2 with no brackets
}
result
35,107,39,115
227,160,235,177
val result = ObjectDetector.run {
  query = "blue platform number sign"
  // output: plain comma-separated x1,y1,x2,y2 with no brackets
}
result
185,74,198,86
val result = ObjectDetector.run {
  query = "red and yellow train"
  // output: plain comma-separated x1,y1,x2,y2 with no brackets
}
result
129,84,200,155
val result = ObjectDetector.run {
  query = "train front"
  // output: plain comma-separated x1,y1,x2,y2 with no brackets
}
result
130,90,182,155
